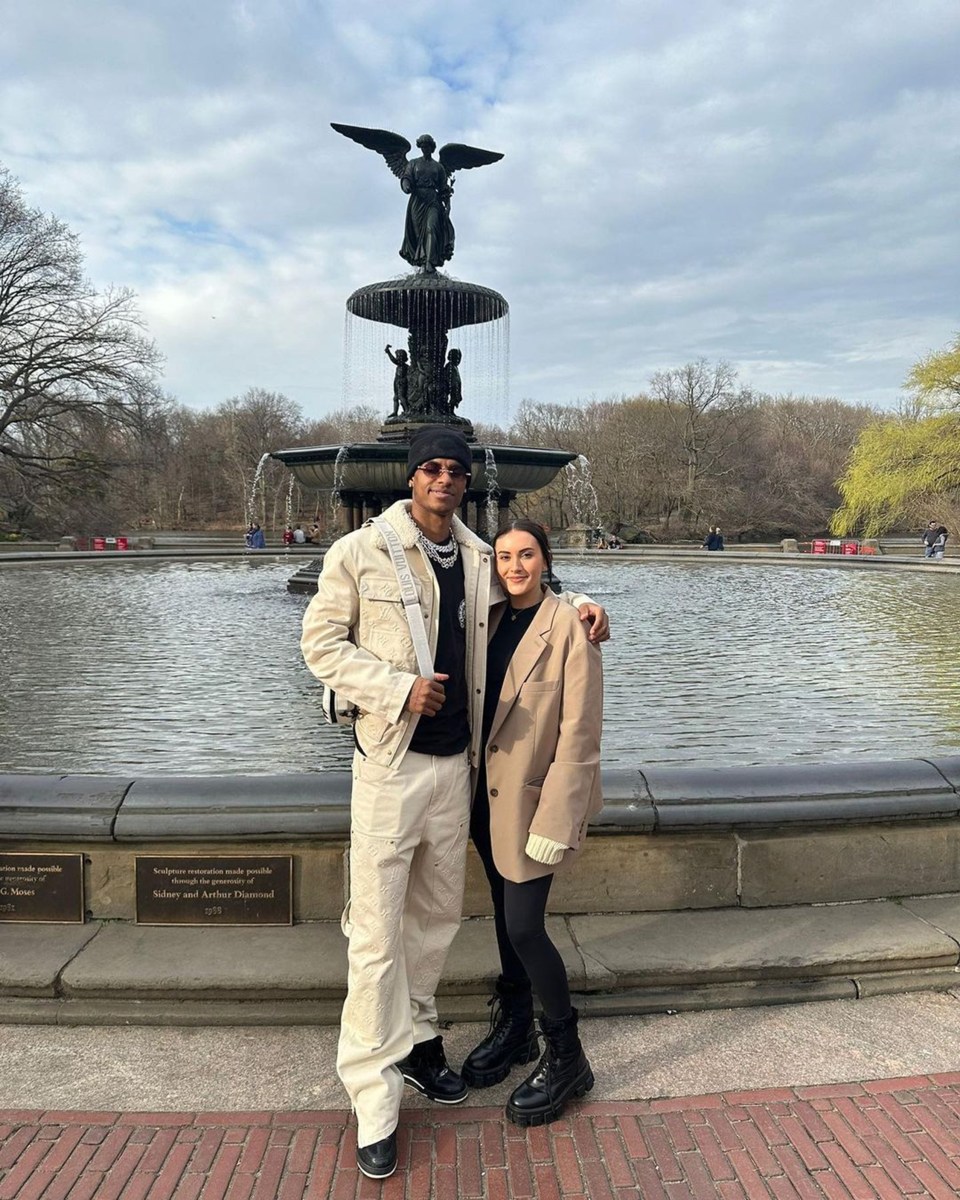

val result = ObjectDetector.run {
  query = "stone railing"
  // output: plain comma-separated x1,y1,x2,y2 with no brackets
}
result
3,756,959,918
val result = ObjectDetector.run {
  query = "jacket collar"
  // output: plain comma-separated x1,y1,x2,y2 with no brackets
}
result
372,499,492,555
487,590,560,743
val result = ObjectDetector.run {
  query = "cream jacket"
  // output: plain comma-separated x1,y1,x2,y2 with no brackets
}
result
301,500,497,769
301,500,595,773
484,590,604,884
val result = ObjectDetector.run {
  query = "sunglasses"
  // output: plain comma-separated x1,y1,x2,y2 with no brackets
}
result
417,462,471,481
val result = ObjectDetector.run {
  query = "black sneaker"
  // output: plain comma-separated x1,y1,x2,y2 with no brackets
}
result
356,1129,397,1179
398,1035,468,1104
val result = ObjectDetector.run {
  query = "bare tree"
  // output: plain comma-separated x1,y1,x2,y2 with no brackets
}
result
648,359,751,529
0,167,163,521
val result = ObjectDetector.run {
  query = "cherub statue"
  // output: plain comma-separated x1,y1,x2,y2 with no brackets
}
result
384,344,408,418
331,123,503,273
443,348,463,413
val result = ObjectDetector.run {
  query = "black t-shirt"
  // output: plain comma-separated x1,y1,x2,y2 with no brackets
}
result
408,554,470,756
482,601,542,746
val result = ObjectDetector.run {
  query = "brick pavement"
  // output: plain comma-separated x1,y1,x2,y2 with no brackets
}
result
4,1073,960,1198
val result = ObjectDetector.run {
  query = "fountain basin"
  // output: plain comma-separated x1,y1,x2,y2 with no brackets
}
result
271,443,576,498
347,273,508,328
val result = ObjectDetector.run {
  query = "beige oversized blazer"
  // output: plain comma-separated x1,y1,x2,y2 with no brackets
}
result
483,589,604,884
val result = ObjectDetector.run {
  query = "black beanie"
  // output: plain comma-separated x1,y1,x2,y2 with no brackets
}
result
406,426,473,480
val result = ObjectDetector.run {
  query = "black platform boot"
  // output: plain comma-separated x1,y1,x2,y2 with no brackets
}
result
397,1035,468,1104
461,977,540,1087
505,1007,594,1126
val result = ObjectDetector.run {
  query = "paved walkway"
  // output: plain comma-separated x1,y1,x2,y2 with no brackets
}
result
3,992,960,1197
4,1076,960,1199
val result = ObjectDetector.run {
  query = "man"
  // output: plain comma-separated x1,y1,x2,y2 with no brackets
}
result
301,427,608,1179
922,521,940,558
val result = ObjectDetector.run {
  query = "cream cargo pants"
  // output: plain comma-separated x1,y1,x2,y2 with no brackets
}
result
337,746,471,1146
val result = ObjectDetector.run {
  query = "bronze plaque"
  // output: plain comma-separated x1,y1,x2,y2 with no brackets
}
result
0,853,85,923
135,856,293,926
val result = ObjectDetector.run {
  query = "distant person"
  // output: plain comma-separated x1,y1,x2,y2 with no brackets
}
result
703,526,724,551
922,521,940,558
293,525,307,544
933,525,948,560
247,523,266,549
282,525,295,546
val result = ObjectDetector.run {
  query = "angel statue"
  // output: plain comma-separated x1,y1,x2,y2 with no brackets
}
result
331,123,503,273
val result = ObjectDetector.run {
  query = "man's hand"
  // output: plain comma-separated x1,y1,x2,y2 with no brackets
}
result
578,603,609,644
406,673,449,716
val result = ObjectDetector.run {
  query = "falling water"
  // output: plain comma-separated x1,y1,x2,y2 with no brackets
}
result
330,446,349,518
484,448,500,541
284,475,295,528
247,452,272,525
341,272,511,428
565,455,601,532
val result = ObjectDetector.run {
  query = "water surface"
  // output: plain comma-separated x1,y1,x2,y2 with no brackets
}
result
2,558,958,774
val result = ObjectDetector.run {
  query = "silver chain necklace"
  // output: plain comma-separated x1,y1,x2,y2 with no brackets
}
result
418,530,460,569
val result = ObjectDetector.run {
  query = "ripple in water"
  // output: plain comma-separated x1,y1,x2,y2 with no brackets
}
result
2,558,959,774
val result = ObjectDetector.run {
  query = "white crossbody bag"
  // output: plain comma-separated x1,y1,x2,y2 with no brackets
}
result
322,516,435,727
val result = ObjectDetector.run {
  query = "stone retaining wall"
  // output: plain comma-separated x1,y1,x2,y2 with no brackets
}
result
3,756,959,919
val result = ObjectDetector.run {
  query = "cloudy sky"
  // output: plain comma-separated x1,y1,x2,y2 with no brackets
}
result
2,0,958,422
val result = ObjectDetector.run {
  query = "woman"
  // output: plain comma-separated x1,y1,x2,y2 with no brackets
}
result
463,518,604,1126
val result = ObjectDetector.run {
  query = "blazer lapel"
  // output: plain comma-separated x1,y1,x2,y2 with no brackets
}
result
487,592,558,743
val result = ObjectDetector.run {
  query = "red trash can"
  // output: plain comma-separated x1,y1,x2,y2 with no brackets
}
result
93,537,106,551
812,539,827,554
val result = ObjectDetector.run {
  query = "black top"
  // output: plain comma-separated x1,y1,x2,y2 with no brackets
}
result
482,600,543,746
408,554,470,756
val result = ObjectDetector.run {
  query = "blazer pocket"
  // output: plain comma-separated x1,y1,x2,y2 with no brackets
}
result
523,680,560,693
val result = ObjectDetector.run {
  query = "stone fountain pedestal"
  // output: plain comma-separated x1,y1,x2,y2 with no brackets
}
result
562,523,595,550
273,270,576,537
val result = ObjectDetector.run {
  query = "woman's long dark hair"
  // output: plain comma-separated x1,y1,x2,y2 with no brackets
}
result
494,517,553,580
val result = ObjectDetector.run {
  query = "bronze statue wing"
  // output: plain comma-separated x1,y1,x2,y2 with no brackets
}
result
330,123,412,179
438,143,504,173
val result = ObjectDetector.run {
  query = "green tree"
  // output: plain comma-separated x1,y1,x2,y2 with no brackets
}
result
831,414,960,536
904,333,960,411
832,333,960,536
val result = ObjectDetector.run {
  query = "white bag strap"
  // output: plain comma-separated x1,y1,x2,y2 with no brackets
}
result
371,516,434,678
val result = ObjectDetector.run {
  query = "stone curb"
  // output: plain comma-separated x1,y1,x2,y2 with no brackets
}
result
4,755,960,840
2,896,960,1025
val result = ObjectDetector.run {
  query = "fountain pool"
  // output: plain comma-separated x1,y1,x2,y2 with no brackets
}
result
2,557,959,775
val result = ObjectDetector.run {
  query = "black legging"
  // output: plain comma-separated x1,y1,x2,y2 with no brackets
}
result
470,784,571,1020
